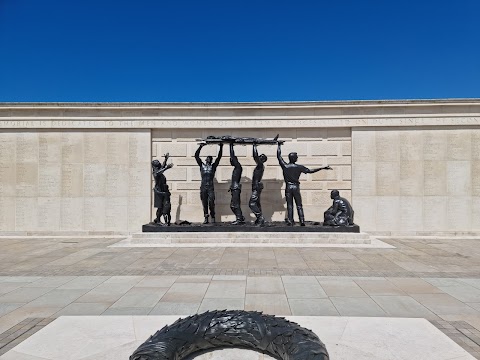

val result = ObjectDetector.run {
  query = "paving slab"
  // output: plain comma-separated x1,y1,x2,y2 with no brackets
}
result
246,277,284,294
288,299,339,316
330,297,387,316
411,293,480,316
0,316,473,360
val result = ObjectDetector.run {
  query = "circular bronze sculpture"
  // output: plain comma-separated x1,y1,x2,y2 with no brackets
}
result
130,310,329,360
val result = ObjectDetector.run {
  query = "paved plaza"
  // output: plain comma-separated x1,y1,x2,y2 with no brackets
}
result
1,235,480,357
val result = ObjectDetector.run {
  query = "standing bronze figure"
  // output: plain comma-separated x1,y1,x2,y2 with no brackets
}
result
151,153,173,226
249,143,268,226
195,143,223,224
323,189,355,226
277,143,331,226
228,143,245,224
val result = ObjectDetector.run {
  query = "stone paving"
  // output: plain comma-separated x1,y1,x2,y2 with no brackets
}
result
1,235,480,357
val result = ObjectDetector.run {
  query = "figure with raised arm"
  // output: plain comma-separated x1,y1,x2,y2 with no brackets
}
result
151,153,174,226
277,143,332,226
249,143,268,226
228,143,245,225
195,143,223,224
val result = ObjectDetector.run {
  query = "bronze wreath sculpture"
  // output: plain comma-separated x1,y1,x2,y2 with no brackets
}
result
130,310,329,360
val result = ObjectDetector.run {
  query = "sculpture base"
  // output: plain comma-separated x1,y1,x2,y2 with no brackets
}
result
142,221,360,233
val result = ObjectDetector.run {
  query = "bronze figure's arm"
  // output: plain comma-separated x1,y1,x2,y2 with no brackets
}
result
230,143,240,167
302,165,332,174
277,142,287,168
253,143,260,164
162,153,169,168
213,143,223,169
195,144,204,166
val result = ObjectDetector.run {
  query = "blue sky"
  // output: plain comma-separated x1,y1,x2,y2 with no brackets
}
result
0,0,479,102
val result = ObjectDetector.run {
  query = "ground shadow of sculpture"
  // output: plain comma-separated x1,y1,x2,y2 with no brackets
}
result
174,194,183,223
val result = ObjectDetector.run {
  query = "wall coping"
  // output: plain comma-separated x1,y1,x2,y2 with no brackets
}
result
1,99,480,129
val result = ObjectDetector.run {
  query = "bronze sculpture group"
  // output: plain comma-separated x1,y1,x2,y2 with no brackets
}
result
151,135,354,227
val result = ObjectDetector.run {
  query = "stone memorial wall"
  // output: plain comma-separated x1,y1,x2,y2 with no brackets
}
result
0,129,151,232
0,100,479,233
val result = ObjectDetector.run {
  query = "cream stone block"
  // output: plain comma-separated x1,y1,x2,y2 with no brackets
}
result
341,166,352,181
38,164,61,197
423,130,447,160
341,141,352,156
106,164,129,197
352,162,375,196
84,164,106,197
312,167,338,181
37,197,61,230
327,128,351,140
352,130,376,162
163,157,198,167
15,197,38,230
218,167,233,182
231,129,267,140
187,191,200,205
105,197,129,231
448,130,471,160
400,131,423,161
129,164,151,197
423,196,447,231
0,197,15,231
326,181,351,190
169,192,187,208
351,196,376,231
471,197,480,230
400,161,424,196
84,197,106,230
255,144,277,157
280,142,308,156
39,132,62,163
263,166,280,180
61,164,83,197
325,156,350,165
16,163,38,197
0,163,15,197
310,142,339,156
472,131,480,160
158,143,187,158
129,131,151,164
375,196,400,231
175,182,201,191
376,162,400,196
311,191,332,210
163,167,187,182
376,131,399,162
106,132,129,164
0,132,16,163
171,129,203,142
296,129,327,140
447,196,471,230
446,161,471,196
400,196,423,231
128,196,150,231
472,161,480,196
84,132,107,163
152,129,173,141
61,198,84,230
424,161,447,196
61,132,83,163
189,167,202,181
16,132,38,163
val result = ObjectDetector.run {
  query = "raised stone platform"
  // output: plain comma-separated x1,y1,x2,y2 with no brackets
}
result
0,316,473,360
110,232,395,248
143,221,360,233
